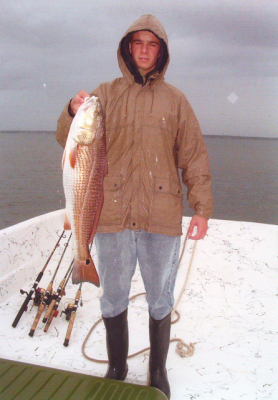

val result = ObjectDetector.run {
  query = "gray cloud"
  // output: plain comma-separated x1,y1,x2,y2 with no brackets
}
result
0,0,277,136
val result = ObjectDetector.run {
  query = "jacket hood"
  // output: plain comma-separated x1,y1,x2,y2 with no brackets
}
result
118,14,170,85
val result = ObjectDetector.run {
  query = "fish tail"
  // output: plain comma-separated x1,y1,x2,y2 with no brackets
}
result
72,256,100,287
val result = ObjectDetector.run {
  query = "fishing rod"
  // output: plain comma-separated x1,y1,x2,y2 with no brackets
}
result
43,243,90,337
28,232,72,337
43,261,73,333
62,242,91,346
12,230,65,328
63,283,83,347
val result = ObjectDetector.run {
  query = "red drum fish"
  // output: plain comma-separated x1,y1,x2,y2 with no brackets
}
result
62,96,107,286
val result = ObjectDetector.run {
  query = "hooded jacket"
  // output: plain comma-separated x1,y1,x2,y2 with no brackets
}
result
56,14,213,236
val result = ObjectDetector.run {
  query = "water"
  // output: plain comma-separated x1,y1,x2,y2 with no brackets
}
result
0,132,64,229
0,132,277,230
204,136,278,224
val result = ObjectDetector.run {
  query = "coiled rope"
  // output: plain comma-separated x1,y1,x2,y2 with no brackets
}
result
81,235,197,362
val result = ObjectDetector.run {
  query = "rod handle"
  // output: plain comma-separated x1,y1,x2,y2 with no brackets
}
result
43,307,58,332
43,298,56,323
63,312,76,347
29,302,46,337
12,291,33,328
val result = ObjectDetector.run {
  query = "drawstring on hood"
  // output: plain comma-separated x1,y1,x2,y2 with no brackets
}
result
149,89,154,117
124,86,130,119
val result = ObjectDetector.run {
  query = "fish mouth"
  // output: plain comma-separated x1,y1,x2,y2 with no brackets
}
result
74,97,103,145
83,96,101,112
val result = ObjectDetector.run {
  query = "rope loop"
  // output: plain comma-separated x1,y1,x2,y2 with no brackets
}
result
173,339,196,358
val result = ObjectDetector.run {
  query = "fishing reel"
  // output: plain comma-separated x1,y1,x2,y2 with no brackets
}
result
33,288,46,307
61,302,75,321
62,299,83,321
19,287,46,310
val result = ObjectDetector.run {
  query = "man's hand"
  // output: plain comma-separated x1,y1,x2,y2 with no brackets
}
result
187,215,208,240
70,90,90,115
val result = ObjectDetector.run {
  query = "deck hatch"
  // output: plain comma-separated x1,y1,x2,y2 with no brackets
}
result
0,358,167,400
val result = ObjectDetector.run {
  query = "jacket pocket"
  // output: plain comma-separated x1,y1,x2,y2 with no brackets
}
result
150,177,183,229
98,176,123,226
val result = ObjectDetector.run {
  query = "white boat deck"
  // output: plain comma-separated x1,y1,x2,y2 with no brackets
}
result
0,210,278,399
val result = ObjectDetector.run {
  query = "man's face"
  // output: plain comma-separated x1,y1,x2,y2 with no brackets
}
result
129,30,161,75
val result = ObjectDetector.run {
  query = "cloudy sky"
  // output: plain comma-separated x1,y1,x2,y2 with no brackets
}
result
1,0,277,137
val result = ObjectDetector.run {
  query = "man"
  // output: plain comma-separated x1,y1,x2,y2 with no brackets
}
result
56,14,213,399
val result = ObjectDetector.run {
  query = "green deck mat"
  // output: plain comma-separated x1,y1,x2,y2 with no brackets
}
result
0,358,167,400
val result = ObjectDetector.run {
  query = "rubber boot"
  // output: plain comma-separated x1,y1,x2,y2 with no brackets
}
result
149,312,171,399
102,309,128,381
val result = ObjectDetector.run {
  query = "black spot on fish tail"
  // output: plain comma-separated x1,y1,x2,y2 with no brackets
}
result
86,259,90,265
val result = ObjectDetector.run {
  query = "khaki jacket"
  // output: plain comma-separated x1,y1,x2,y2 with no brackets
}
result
56,15,213,236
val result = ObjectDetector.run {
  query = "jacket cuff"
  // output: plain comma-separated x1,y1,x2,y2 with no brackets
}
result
68,99,76,118
194,208,213,221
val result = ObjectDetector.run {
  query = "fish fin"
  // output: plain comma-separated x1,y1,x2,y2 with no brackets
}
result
72,256,100,287
64,210,71,230
69,144,78,168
